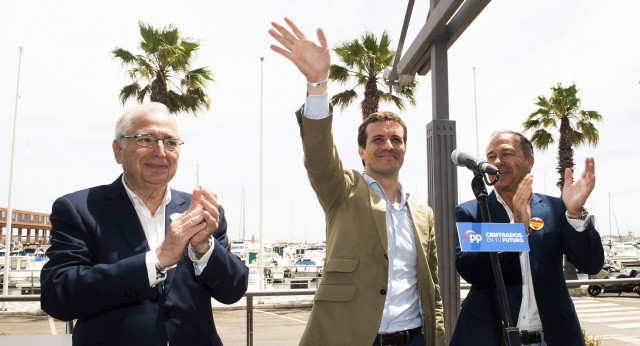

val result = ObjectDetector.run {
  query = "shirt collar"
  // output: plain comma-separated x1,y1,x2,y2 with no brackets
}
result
363,173,409,208
121,174,172,212
494,189,514,219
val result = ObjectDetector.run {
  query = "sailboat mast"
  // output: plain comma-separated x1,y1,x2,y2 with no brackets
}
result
608,192,611,239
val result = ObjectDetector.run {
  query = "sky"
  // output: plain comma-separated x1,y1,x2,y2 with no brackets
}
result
1,0,638,243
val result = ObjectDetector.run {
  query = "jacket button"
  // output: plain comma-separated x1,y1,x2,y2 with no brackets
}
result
380,289,386,295
384,254,388,260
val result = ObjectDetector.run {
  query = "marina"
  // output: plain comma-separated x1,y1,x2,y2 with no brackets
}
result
232,240,325,290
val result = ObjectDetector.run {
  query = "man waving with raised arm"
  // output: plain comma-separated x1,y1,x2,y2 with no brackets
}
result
269,18,444,346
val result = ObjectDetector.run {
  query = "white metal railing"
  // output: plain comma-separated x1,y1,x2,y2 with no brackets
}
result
1,277,639,346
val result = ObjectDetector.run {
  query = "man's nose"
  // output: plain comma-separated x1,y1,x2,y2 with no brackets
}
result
152,139,167,156
381,139,394,149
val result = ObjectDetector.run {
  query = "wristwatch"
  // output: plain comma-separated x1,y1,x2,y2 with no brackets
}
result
567,207,588,221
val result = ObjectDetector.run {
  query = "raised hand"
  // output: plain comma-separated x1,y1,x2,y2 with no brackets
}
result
563,157,596,217
512,174,533,228
269,17,331,84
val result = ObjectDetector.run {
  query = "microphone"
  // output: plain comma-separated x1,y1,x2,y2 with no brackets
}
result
451,149,499,175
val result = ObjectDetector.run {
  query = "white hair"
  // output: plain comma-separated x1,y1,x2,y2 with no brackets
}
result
114,103,181,146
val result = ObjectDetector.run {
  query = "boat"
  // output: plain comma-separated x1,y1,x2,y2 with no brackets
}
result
230,240,248,262
605,243,640,270
0,254,48,287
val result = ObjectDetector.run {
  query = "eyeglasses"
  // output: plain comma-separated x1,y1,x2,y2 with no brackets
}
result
119,133,184,152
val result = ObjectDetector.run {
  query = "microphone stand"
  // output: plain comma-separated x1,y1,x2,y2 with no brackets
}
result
470,171,521,346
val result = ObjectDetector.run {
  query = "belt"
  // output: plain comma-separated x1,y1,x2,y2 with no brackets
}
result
374,327,421,345
519,330,542,345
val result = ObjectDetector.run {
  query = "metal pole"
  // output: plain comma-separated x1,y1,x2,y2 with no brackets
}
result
246,295,254,346
259,57,264,292
472,66,479,158
608,192,611,239
4,46,24,307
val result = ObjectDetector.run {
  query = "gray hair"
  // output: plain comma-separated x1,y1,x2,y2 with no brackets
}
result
488,130,534,159
114,103,181,146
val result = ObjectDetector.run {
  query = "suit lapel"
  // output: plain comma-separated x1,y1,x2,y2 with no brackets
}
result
407,199,428,254
528,194,546,278
368,187,389,252
104,176,149,254
162,189,188,295
406,198,430,274
487,191,510,223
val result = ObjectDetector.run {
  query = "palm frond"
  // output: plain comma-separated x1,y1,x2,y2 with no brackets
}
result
330,89,358,111
523,82,602,154
329,65,350,84
118,83,141,105
529,129,554,151
113,22,214,116
111,48,136,64
329,30,418,116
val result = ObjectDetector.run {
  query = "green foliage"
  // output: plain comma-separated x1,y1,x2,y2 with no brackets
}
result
112,21,214,116
522,82,602,190
582,328,602,346
523,82,602,151
329,30,416,119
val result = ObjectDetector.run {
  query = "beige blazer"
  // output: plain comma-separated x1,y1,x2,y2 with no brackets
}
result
296,108,445,346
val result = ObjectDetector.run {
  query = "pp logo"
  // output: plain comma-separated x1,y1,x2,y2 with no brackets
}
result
464,230,482,243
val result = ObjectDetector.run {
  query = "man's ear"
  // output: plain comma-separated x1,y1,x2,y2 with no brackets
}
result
527,155,535,173
113,140,123,164
358,146,365,160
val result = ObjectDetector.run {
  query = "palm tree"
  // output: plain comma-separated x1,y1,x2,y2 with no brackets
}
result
523,82,602,190
329,31,416,120
522,82,602,281
112,21,214,116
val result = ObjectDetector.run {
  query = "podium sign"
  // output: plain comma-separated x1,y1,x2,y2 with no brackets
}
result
456,222,530,252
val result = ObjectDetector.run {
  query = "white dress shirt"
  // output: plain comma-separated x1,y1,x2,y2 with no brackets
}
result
494,190,588,332
121,175,214,287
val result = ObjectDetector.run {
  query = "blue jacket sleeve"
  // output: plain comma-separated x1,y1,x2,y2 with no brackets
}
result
197,206,249,304
40,195,157,321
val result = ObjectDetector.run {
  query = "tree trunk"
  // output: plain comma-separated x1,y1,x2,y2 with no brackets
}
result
558,115,579,282
150,71,167,105
556,115,575,191
361,77,379,120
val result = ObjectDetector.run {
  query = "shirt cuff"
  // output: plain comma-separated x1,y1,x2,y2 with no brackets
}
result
566,212,592,232
188,236,215,276
146,251,177,287
303,91,330,119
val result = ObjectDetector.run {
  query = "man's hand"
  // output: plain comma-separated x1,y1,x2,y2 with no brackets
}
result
156,196,207,268
563,157,596,217
269,17,331,88
512,174,533,228
189,186,220,255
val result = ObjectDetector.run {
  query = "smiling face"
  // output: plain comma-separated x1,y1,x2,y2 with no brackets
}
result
358,120,406,180
486,132,534,196
112,110,180,196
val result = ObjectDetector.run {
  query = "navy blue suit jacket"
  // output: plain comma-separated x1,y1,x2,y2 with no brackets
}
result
450,191,604,346
40,176,248,346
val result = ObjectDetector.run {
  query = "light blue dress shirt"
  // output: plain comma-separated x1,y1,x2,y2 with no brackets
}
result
304,93,423,333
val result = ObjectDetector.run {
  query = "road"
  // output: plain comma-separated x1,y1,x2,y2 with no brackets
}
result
574,293,640,346
214,292,640,345
0,292,638,345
